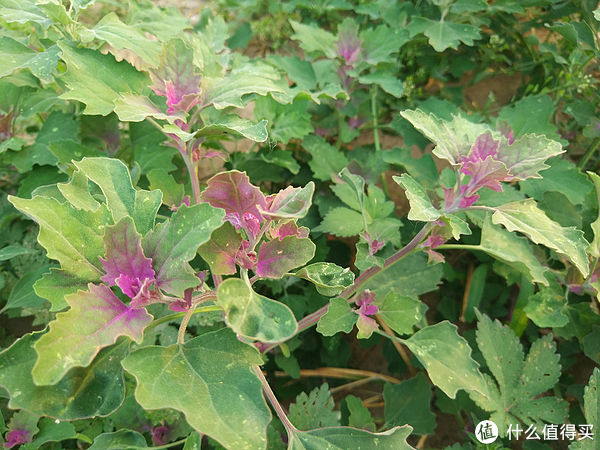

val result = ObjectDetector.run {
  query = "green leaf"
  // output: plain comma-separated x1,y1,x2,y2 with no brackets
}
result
316,207,365,237
196,114,268,142
2,266,49,313
392,174,440,222
524,288,569,328
407,17,481,51
32,284,153,385
400,109,489,165
303,135,349,181
0,37,60,83
289,384,340,430
8,195,111,280
91,13,161,68
363,252,443,298
23,417,76,449
404,321,488,399
344,395,375,431
289,425,413,449
361,25,409,64
383,147,439,189
113,94,186,124
197,222,243,276
358,71,403,98
316,297,357,336
478,215,548,285
58,42,148,116
147,169,184,208
570,368,599,449
497,95,561,141
294,262,354,296
121,328,271,449
0,244,34,261
383,373,436,435
472,311,568,434
33,268,89,312
88,430,147,450
73,157,162,235
143,203,225,296
290,20,337,57
256,235,316,278
260,182,315,219
0,0,52,28
492,199,589,277
376,292,427,335
217,278,297,343
0,333,127,419
520,158,592,205
587,171,600,258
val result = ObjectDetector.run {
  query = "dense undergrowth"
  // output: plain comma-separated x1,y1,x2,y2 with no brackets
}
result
1,0,600,448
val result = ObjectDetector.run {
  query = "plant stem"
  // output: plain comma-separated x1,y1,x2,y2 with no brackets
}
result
146,305,223,332
183,150,201,204
252,366,297,435
437,244,482,251
370,86,381,152
178,304,197,344
578,138,600,169
260,223,433,353
375,315,416,376
146,438,188,449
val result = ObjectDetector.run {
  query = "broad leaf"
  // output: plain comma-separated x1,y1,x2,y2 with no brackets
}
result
404,321,488,399
92,13,161,68
143,203,225,296
0,333,127,419
478,215,548,285
524,288,569,328
217,278,297,342
0,0,52,28
588,171,600,258
197,114,268,142
8,195,111,280
491,199,589,277
303,135,349,181
316,207,365,237
197,222,243,275
88,430,147,450
73,158,162,235
376,292,427,335
570,368,599,450
290,20,337,58
289,384,339,430
408,17,481,51
383,373,435,435
121,328,271,449
113,94,185,123
32,284,153,385
289,425,413,449
2,266,49,313
256,235,316,278
58,42,148,116
294,262,354,296
471,311,568,434
0,37,60,83
316,297,357,336
33,269,89,312
393,174,440,222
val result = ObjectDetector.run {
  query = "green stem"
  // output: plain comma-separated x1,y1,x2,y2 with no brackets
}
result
178,304,197,344
437,244,482,251
252,366,298,435
146,305,223,332
146,438,188,449
370,86,381,152
260,223,433,353
183,148,201,204
578,138,600,169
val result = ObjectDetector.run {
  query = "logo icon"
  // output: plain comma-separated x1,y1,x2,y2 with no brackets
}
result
475,420,499,444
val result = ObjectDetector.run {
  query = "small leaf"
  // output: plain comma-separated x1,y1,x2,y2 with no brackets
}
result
358,71,403,98
256,235,316,279
344,395,375,431
143,203,225,296
492,199,589,277
289,384,340,430
0,245,34,261
197,222,243,275
3,266,50,313
289,425,413,449
588,171,600,258
404,321,488,399
0,333,127,419
524,288,569,328
303,135,349,181
383,373,436,435
393,174,440,222
88,430,147,450
121,328,271,449
316,297,357,336
217,278,297,343
32,284,153,385
260,182,315,219
376,292,427,335
408,17,481,51
316,207,365,237
294,262,354,297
